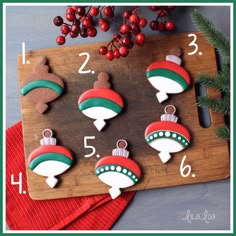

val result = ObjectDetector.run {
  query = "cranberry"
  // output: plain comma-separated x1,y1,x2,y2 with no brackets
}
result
165,21,175,31
99,46,108,55
131,23,141,35
139,17,147,28
82,18,92,28
66,7,75,15
150,20,159,30
113,49,120,58
120,37,130,46
129,14,140,24
77,7,86,16
53,16,63,26
89,7,99,16
66,13,75,22
123,10,132,19
119,46,129,57
56,35,65,45
119,24,131,34
100,21,109,32
60,24,70,35
106,50,114,60
157,9,167,17
158,22,166,31
87,27,97,37
70,31,79,38
103,6,114,18
80,28,88,38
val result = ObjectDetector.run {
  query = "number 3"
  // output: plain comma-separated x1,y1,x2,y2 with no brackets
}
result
188,33,198,55
84,136,96,158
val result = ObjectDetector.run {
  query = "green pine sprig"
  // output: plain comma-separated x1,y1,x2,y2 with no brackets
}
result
192,9,230,64
197,96,230,115
191,10,230,140
216,126,230,140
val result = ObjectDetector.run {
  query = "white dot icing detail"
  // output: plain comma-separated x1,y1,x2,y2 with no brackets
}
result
154,133,158,138
132,175,136,179
123,169,127,173
147,138,149,142
110,166,115,170
96,170,100,174
178,136,181,140
165,131,170,137
135,179,138,182
128,172,132,176
105,166,109,171
116,166,122,172
150,136,153,140
159,132,163,137
172,133,177,138
100,168,104,172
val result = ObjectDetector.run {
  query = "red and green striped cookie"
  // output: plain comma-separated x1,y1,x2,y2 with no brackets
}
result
146,60,190,92
28,145,73,186
78,88,124,131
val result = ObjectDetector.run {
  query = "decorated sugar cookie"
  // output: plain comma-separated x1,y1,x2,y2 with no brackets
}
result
28,129,73,188
146,47,191,103
95,139,141,199
20,56,64,114
78,72,124,131
145,105,190,163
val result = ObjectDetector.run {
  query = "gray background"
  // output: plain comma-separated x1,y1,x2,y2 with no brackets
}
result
5,5,231,230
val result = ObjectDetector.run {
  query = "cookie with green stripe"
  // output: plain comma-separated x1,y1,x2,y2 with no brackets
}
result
146,52,191,103
20,56,64,114
28,129,73,188
78,72,124,131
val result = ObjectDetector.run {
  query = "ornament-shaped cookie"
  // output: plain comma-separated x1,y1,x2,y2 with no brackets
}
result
78,72,124,131
28,129,73,188
146,47,191,103
144,105,190,163
95,139,141,199
20,56,64,114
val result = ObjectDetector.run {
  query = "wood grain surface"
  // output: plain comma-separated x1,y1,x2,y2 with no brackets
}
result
17,32,229,200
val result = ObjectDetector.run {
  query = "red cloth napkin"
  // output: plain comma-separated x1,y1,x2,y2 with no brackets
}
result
6,122,135,230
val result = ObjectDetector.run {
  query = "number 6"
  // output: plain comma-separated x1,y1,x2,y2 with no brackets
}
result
180,155,191,177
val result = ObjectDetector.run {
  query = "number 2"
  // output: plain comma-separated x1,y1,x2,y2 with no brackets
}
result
84,136,96,158
188,33,198,55
78,52,91,74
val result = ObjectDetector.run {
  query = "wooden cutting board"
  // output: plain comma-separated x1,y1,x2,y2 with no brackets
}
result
17,32,230,200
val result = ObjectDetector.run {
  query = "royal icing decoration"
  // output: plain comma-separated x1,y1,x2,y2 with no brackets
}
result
78,72,124,131
95,139,141,199
28,129,73,188
146,47,191,103
20,56,64,114
144,105,190,163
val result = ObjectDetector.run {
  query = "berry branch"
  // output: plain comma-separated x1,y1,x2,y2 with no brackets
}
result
53,6,176,60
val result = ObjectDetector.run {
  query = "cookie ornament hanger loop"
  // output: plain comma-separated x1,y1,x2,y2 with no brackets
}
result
146,47,191,103
144,105,191,163
28,129,73,188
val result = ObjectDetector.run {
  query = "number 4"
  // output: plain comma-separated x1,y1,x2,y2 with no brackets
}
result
84,136,96,158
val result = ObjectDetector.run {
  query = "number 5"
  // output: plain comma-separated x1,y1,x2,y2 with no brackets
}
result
84,136,96,158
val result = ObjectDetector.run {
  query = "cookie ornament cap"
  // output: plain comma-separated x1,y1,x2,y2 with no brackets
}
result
28,129,73,188
20,56,64,114
78,72,124,131
95,140,141,199
146,47,191,103
145,105,190,163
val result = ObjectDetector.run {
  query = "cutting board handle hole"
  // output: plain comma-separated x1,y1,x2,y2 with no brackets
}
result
195,82,211,128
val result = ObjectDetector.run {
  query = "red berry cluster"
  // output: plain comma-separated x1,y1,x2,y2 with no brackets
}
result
53,6,176,60
99,7,147,61
148,6,175,32
54,6,116,45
